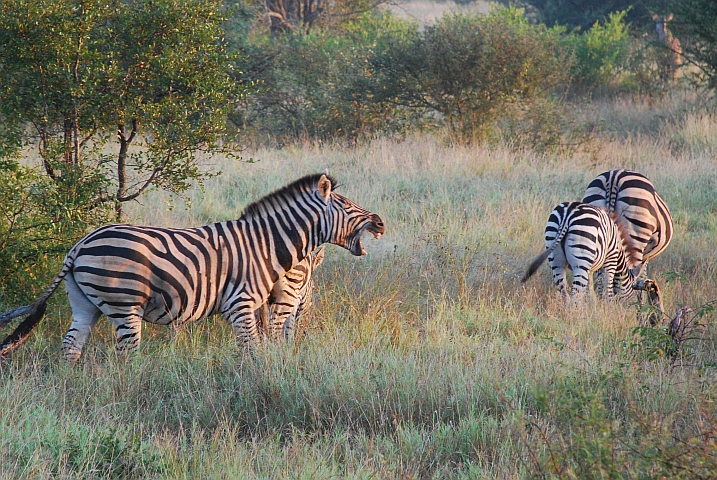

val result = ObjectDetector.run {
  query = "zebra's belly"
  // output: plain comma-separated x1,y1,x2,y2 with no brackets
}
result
142,301,174,325
141,295,213,326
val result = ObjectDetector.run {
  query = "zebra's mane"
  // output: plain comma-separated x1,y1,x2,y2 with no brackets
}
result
611,211,642,269
241,173,337,218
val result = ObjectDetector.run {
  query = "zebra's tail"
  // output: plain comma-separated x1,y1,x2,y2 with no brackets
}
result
522,211,572,283
522,247,556,283
0,259,73,359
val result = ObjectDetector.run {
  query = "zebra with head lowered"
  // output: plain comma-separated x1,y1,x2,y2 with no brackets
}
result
256,245,325,342
0,174,384,361
522,202,658,302
583,169,673,270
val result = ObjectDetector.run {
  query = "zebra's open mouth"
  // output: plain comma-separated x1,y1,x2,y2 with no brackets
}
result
354,217,385,256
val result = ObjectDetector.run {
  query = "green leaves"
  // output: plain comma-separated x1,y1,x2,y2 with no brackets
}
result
364,7,568,141
674,0,717,90
0,0,255,296
0,0,253,217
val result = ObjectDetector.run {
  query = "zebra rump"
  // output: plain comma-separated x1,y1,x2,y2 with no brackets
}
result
522,202,647,300
0,173,384,361
583,169,673,266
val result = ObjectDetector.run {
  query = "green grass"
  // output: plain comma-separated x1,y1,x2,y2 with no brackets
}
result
1,96,716,478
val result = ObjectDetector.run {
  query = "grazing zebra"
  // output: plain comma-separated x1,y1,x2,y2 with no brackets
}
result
0,174,384,361
256,246,325,342
583,169,673,268
522,202,650,301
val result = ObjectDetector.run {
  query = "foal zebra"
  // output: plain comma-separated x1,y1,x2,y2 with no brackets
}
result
256,246,325,342
583,169,673,267
0,174,384,361
522,202,646,301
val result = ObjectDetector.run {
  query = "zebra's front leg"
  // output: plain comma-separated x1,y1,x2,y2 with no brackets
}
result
111,309,144,356
226,307,263,352
267,298,299,342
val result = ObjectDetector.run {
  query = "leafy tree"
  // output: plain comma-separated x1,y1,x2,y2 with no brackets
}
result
0,0,252,220
0,0,253,300
674,0,717,90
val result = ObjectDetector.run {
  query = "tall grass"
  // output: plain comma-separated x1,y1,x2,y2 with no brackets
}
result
1,97,716,478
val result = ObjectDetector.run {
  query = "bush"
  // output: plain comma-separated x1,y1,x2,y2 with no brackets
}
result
234,7,570,144
0,161,111,305
562,10,631,90
364,7,569,142
234,12,414,143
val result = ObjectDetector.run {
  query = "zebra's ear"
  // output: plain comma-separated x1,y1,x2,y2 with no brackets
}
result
313,246,326,268
317,174,332,201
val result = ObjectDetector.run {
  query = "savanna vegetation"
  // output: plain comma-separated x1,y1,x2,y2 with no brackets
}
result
1,0,716,478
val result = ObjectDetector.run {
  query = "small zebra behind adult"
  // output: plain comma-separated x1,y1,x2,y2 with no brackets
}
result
522,201,656,302
256,246,325,342
0,174,385,361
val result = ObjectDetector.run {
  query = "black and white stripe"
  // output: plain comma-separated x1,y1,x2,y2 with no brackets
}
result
522,202,646,300
583,169,673,267
0,174,384,361
256,246,325,342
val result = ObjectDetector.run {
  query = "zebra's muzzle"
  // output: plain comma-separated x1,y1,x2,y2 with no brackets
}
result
351,216,385,256
367,216,385,240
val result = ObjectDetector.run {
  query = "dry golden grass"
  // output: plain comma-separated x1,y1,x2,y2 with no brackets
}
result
1,94,716,478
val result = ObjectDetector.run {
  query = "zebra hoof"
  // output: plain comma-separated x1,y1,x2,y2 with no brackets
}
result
61,346,83,363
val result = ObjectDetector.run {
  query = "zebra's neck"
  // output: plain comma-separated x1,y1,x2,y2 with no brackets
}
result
236,197,326,281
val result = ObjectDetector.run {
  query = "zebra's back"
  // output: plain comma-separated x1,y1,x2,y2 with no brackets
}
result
70,223,232,326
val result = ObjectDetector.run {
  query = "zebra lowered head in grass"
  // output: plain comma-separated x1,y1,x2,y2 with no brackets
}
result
522,202,661,304
256,245,325,342
583,169,673,270
0,174,384,361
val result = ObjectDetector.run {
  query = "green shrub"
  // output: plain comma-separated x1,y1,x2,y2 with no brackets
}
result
560,10,668,95
562,10,631,90
0,161,111,305
235,7,570,144
235,12,414,142
364,7,569,142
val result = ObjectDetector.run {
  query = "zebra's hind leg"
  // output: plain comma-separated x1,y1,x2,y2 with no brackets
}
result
548,253,569,297
568,267,593,304
62,273,102,363
282,306,301,342
267,298,299,342
111,309,144,356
